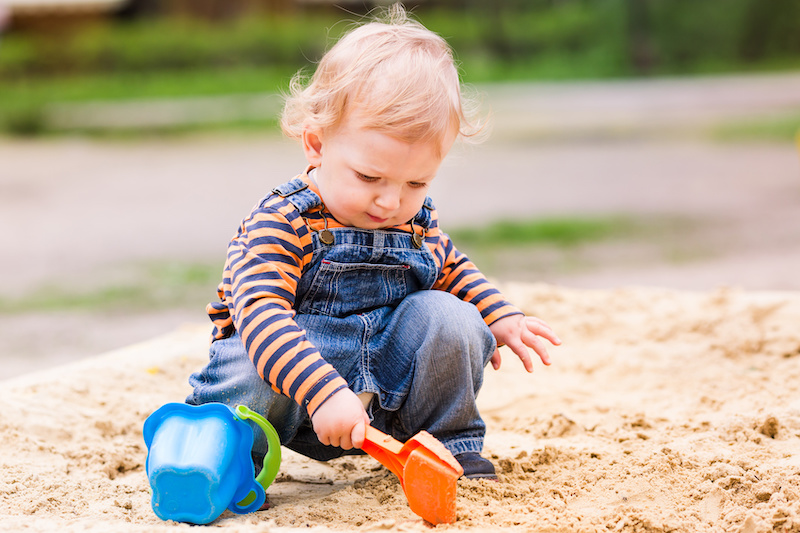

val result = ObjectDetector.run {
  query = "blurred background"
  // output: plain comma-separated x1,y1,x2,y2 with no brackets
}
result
1,0,799,378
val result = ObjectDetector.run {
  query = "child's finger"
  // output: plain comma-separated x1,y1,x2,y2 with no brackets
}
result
525,317,562,345
506,338,535,372
490,347,502,370
521,328,552,366
351,417,367,449
317,430,331,447
525,316,558,338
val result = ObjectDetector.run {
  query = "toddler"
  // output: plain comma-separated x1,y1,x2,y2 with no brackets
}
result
186,4,560,480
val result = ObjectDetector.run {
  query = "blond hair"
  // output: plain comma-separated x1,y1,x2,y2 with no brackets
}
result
280,4,484,148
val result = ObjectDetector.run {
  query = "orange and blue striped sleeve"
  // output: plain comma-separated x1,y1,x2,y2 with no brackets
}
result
429,224,522,326
222,196,348,416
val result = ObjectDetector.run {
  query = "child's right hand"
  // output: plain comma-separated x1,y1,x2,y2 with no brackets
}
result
310,388,370,450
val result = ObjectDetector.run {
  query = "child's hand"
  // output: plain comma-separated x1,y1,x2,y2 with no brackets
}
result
310,388,370,450
489,315,561,372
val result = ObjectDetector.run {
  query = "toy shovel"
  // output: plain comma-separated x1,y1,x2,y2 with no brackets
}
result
361,425,464,524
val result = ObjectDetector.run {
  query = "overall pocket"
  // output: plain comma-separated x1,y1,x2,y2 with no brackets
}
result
300,260,412,317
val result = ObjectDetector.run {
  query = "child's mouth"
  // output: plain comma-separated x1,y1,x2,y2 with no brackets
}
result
367,214,388,224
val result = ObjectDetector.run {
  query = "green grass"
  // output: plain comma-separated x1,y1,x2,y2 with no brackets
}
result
447,215,640,279
448,215,638,249
0,262,222,314
709,114,800,143
448,214,709,281
0,66,293,136
0,66,294,105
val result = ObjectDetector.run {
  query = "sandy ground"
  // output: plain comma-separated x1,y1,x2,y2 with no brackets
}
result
1,73,800,531
1,283,800,532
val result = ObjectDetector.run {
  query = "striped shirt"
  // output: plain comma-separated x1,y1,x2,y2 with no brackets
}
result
207,172,521,416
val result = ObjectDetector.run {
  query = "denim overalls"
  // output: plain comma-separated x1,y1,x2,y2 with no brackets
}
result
187,178,496,461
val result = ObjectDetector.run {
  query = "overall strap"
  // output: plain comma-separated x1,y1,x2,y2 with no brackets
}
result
411,196,436,230
271,177,323,214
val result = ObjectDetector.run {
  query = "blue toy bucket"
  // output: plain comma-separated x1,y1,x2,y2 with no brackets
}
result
143,402,281,525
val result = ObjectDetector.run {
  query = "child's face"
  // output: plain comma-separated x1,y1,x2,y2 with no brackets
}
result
302,115,454,229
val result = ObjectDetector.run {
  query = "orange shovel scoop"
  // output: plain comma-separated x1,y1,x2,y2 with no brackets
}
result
361,425,464,524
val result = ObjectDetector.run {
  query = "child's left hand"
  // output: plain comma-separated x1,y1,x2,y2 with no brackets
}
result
489,315,561,372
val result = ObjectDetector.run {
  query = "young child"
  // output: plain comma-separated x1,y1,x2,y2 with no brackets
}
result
186,4,560,480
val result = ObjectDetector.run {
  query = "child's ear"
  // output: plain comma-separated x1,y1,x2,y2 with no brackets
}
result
302,126,324,166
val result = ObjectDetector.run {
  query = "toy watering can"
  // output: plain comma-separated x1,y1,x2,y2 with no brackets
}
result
143,402,281,525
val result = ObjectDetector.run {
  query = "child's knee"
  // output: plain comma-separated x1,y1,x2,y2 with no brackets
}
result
400,291,495,371
413,291,492,345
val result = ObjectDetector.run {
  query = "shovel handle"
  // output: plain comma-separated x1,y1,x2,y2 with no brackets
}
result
362,426,407,479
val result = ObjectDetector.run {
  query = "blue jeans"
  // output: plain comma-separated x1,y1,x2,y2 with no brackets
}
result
187,290,496,461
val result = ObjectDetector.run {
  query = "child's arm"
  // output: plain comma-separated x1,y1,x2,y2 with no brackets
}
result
226,201,373,449
488,314,561,372
225,202,353,428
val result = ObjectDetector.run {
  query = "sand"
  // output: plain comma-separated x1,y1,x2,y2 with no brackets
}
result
2,283,799,533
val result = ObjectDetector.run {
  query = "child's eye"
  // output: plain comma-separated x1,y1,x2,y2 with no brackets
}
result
408,181,428,189
356,172,380,182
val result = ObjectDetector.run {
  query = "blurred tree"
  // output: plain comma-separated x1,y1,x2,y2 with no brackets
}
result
739,0,800,62
2,0,799,82
625,0,655,74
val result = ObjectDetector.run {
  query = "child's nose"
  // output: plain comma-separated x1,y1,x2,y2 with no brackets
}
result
375,188,401,210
